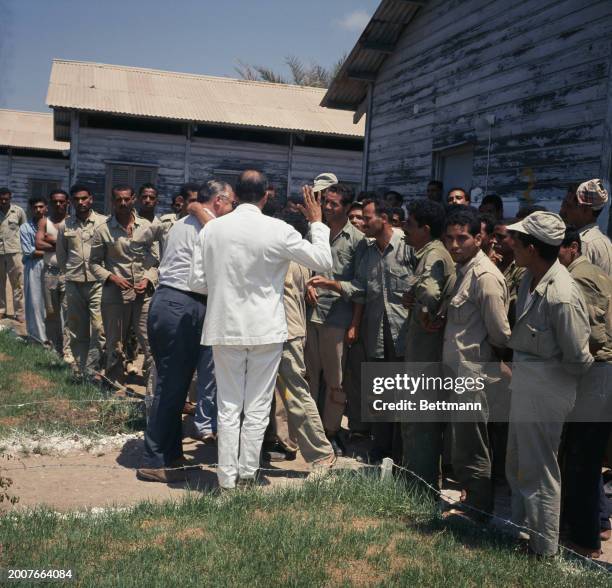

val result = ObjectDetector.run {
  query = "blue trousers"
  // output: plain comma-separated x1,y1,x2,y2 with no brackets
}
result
143,285,215,468
194,344,218,435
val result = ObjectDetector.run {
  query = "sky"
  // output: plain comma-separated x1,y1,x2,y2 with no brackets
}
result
0,0,379,112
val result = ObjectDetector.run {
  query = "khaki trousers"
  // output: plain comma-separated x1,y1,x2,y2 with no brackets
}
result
305,322,346,434
102,292,152,385
506,385,576,556
277,338,334,463
65,281,104,377
43,266,69,357
0,252,24,321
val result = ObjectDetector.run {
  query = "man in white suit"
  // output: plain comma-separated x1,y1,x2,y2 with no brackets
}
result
189,170,332,489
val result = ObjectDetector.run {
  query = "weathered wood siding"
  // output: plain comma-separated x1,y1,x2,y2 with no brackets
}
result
73,127,363,211
367,0,612,216
189,136,289,198
290,146,363,196
0,153,69,208
76,127,186,209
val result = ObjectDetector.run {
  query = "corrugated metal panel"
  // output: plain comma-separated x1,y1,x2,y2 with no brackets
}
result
321,0,423,110
46,60,365,139
0,109,69,151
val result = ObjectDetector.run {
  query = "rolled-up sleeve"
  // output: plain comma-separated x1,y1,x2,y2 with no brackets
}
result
283,221,332,273
188,227,208,295
19,225,34,259
89,228,111,283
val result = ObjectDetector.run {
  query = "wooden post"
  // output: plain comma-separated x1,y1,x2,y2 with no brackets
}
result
381,457,393,481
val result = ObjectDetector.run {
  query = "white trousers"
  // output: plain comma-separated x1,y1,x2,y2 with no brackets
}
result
213,343,283,489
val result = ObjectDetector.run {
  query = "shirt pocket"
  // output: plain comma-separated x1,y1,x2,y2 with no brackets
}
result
523,323,557,358
448,293,473,325
388,267,412,297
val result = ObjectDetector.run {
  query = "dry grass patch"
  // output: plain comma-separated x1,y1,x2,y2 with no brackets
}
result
16,371,52,392
0,352,12,361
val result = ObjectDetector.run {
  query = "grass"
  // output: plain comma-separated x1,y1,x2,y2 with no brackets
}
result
0,472,609,587
0,330,144,439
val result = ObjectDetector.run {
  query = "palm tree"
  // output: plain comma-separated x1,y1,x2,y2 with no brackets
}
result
235,54,346,88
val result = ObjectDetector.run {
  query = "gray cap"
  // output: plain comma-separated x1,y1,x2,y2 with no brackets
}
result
312,172,338,193
506,211,566,246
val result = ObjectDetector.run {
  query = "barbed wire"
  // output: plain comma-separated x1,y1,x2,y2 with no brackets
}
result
0,398,144,409
388,460,610,573
0,454,608,571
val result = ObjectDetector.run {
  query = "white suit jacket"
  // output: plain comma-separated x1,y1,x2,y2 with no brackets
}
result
189,203,332,346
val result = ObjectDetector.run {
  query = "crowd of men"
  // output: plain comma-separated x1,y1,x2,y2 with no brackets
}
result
0,172,610,560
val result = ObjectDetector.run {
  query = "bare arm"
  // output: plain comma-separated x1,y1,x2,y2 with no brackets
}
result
35,218,54,252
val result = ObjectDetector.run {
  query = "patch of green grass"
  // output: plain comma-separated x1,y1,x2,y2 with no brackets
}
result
0,331,144,438
0,473,608,587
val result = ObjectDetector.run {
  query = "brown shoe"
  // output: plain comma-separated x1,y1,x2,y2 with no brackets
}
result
601,528,611,542
136,467,186,483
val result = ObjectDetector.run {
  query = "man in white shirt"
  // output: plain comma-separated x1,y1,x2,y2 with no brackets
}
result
189,170,333,490
138,180,237,483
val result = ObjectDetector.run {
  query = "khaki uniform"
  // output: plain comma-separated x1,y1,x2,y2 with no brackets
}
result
503,261,526,328
274,262,334,463
57,211,108,377
341,230,415,359
89,214,159,385
507,260,593,556
305,221,364,434
0,204,26,320
443,249,511,514
402,239,456,490
579,223,612,277
563,256,612,551
341,230,415,460
42,217,70,357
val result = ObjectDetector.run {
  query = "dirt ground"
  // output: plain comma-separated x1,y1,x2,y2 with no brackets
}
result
2,431,611,565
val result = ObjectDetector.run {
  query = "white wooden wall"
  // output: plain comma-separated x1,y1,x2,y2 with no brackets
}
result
366,0,612,216
0,153,69,208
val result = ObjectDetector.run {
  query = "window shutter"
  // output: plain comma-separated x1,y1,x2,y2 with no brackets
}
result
30,179,61,199
134,167,157,192
105,164,157,212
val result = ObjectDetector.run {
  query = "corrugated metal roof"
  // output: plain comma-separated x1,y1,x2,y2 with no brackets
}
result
0,109,69,151
46,60,365,140
321,0,423,111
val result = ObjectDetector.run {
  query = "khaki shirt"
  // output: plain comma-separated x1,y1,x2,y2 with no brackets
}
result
567,256,612,363
579,223,612,277
308,220,364,329
341,229,415,359
405,239,456,363
89,213,160,303
443,250,510,372
503,261,527,328
0,204,27,255
284,262,310,340
57,211,108,282
510,260,593,398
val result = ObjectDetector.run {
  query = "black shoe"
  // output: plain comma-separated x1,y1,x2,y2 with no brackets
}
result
329,435,345,457
262,442,296,463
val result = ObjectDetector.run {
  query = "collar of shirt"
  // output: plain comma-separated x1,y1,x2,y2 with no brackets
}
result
109,212,145,231
369,227,404,256
235,203,262,215
567,256,588,273
0,205,17,220
415,238,444,260
532,259,564,297
202,207,217,219
456,248,484,278
330,220,353,244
